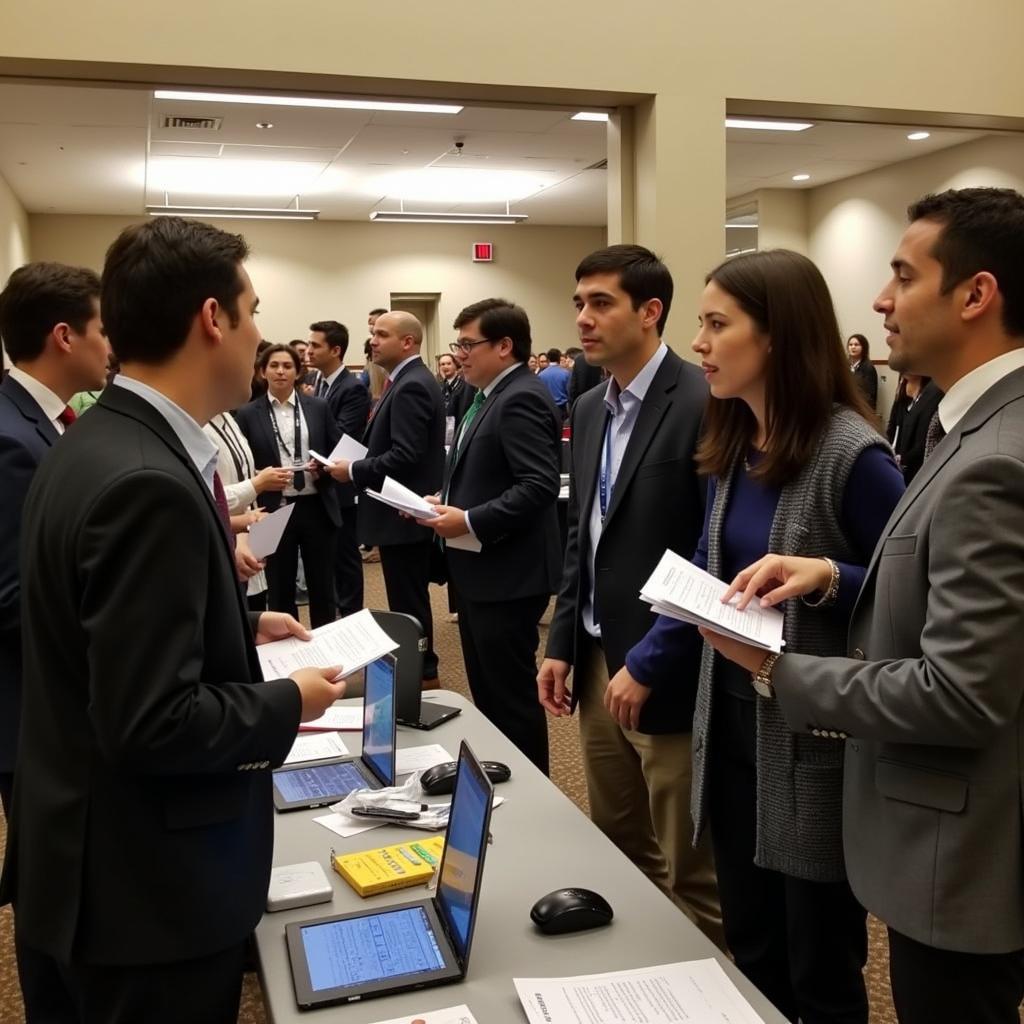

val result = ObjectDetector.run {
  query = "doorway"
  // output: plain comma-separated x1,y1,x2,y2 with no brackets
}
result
389,292,442,371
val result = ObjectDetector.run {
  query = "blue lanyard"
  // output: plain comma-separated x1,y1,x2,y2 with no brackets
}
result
598,411,614,521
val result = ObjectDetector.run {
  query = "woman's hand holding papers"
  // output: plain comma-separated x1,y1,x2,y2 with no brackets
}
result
698,626,766,674
722,554,833,610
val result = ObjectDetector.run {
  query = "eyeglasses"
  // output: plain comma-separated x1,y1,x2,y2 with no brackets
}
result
449,338,494,355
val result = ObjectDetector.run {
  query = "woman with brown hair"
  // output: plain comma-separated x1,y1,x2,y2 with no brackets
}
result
619,250,905,1023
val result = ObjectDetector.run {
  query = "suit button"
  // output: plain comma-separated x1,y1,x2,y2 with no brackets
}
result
828,731,840,739
851,742,860,752
811,728,821,736
852,648,865,659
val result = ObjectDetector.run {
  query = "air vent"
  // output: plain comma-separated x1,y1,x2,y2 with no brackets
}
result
161,115,223,131
585,158,608,171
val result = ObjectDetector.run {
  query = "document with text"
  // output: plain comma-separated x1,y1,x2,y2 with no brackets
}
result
640,550,784,653
515,958,766,1024
257,608,399,682
364,476,440,520
368,1006,479,1024
283,731,350,764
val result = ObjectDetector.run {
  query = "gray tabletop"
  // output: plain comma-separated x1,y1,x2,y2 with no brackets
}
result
255,692,786,1023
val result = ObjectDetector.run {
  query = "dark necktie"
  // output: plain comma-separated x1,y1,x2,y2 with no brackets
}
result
212,471,236,550
316,375,328,398
58,405,77,428
923,410,946,460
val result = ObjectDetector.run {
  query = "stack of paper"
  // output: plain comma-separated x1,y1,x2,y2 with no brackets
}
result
365,477,481,553
309,433,369,467
640,550,784,653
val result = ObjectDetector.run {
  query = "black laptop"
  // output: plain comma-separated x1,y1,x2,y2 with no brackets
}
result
272,653,397,812
285,740,495,1009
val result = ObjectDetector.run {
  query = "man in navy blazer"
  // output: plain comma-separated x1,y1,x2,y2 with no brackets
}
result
419,299,561,772
306,319,370,617
0,261,110,817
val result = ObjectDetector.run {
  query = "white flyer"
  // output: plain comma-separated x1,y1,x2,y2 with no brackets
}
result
309,433,369,466
298,705,363,732
283,731,350,764
367,1004,479,1024
395,744,454,775
515,958,766,1024
246,502,295,560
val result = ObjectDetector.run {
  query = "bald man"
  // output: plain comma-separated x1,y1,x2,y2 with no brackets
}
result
326,312,445,682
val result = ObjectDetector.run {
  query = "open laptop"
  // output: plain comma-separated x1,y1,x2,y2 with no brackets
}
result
272,653,397,812
285,740,495,1009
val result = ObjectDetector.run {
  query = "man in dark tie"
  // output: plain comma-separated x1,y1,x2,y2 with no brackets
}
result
0,261,110,816
306,319,370,616
419,299,561,772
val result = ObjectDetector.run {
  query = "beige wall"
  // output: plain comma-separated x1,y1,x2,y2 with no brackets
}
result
29,215,605,362
756,190,809,255
808,133,1024,418
0,169,29,288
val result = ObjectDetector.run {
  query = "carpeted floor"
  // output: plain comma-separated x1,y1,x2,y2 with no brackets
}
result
0,560,973,1024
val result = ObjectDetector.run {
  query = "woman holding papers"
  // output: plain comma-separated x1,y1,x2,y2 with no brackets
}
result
619,250,905,1024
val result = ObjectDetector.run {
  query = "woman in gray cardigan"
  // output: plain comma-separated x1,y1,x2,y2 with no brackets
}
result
623,250,905,1023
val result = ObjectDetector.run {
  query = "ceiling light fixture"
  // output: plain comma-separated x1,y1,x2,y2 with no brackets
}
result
571,112,610,122
146,204,320,220
792,173,811,182
154,89,463,114
726,118,814,132
725,222,758,229
907,131,931,141
370,167,550,204
369,210,527,224
256,121,274,129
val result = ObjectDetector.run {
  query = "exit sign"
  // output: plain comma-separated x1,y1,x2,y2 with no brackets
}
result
472,242,494,262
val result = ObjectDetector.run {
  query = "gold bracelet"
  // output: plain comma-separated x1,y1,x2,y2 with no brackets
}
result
803,557,840,608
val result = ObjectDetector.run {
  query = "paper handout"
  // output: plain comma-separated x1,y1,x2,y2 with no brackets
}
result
640,550,785,653
257,608,399,682
246,502,295,560
283,731,350,764
364,476,440,520
298,706,363,732
395,744,454,775
515,959,766,1024
367,1005,479,1024
309,433,369,467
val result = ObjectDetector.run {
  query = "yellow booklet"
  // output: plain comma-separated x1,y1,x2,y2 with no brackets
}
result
332,835,446,897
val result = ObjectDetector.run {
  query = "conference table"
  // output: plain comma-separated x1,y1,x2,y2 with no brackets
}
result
255,691,787,1024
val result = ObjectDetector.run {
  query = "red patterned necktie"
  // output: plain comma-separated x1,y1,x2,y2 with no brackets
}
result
58,405,77,427
212,471,236,551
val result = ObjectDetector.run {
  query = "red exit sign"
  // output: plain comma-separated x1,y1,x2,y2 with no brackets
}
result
472,241,493,262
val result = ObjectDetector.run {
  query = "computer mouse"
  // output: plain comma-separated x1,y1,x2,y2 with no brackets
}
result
530,887,614,935
420,760,511,796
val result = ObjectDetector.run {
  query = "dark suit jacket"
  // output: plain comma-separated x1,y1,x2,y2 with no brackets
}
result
324,367,370,509
546,348,708,733
443,375,476,431
352,358,445,547
568,353,604,407
443,364,562,603
0,376,59,774
234,391,341,527
886,380,942,484
853,359,879,409
0,384,301,964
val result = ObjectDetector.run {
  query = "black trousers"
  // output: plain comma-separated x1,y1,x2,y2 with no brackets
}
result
265,496,336,628
15,940,246,1024
333,505,363,619
454,589,549,774
0,770,11,817
888,927,1024,1024
707,693,868,1024
379,540,438,679
246,591,268,613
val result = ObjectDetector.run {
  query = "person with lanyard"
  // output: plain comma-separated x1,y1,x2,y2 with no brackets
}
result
621,249,906,1024
885,373,943,483
235,343,341,627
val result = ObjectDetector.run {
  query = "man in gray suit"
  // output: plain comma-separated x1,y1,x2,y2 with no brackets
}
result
701,187,1024,1024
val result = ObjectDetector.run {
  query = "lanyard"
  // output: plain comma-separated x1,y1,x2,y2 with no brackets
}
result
210,415,248,482
598,411,614,521
269,396,302,461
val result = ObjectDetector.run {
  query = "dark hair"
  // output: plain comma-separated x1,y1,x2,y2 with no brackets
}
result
575,244,674,335
847,333,870,359
258,342,302,374
908,188,1024,337
545,348,562,363
696,249,875,487
101,217,249,364
565,346,583,360
0,262,101,363
369,307,388,317
309,319,350,358
453,298,532,363
290,337,307,348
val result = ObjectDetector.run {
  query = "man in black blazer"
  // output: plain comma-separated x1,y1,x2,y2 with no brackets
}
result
419,299,561,772
438,351,476,439
538,246,722,944
0,217,344,1024
568,348,605,407
326,311,445,681
0,261,109,818
234,343,342,628
307,320,370,617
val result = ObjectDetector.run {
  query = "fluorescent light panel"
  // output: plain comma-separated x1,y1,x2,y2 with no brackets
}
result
370,167,550,204
146,205,319,220
154,89,463,115
370,211,527,224
726,118,813,131
572,112,610,122
907,131,931,140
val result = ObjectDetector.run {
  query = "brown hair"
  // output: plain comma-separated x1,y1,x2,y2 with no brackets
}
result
696,249,875,487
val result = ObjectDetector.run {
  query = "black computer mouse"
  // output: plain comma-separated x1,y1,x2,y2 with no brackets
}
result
530,887,614,935
420,760,512,796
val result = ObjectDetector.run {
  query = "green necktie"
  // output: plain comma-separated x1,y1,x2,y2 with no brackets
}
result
453,390,486,463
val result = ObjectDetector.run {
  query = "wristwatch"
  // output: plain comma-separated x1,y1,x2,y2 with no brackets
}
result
751,652,783,698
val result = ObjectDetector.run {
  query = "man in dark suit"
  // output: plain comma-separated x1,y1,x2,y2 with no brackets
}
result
0,217,344,1024
419,299,561,772
234,343,342,628
703,188,1024,1023
568,348,604,407
438,351,475,442
538,245,722,944
326,311,445,682
0,261,109,816
308,320,372,618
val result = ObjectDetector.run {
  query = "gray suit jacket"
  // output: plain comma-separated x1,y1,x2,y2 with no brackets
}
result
773,364,1024,954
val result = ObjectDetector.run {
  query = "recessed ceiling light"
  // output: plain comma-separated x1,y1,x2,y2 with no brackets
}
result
907,131,931,141
154,89,463,115
148,156,330,197
726,118,813,132
256,121,273,129
792,173,811,182
571,112,610,122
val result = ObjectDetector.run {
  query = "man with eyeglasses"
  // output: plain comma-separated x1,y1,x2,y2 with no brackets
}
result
415,298,561,772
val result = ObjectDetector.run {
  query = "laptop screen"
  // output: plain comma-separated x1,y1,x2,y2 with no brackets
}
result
361,655,396,786
435,745,491,962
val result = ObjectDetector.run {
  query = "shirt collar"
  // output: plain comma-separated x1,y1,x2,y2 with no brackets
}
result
603,342,668,414
113,376,219,490
389,354,421,381
8,366,67,425
324,365,345,388
268,389,297,408
938,348,1024,433
482,362,523,397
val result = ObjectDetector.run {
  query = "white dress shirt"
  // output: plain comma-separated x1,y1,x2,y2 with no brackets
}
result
583,343,669,638
938,348,1024,433
267,390,312,496
7,366,69,436
389,354,422,381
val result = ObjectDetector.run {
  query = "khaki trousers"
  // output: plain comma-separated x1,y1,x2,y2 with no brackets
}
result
577,635,724,949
